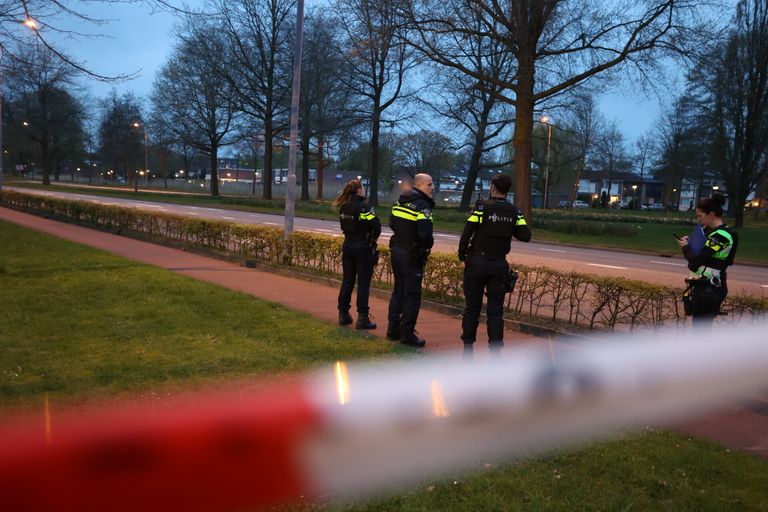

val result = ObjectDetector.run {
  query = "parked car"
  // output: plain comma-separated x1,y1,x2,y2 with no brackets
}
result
558,200,571,209
641,203,664,211
572,200,590,209
442,195,463,204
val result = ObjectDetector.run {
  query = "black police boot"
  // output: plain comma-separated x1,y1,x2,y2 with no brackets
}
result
463,343,474,361
355,313,376,330
400,332,426,348
386,322,401,341
338,310,353,326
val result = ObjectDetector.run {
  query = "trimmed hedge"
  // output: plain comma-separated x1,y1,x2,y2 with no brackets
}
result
2,190,765,332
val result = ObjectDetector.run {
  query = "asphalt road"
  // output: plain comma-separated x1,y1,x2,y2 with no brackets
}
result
8,186,767,295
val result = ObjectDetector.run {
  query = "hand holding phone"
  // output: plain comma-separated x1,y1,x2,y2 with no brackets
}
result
672,233,682,240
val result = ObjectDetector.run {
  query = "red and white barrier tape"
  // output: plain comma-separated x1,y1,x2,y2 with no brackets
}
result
1,322,767,511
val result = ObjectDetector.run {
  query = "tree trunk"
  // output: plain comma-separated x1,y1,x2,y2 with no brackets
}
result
41,140,52,186
368,108,381,207
300,134,311,201
316,136,325,201
263,125,273,200
209,145,219,197
513,88,535,220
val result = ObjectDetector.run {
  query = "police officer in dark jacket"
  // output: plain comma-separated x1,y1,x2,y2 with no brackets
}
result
334,179,381,329
458,174,531,355
387,173,435,347
676,194,738,327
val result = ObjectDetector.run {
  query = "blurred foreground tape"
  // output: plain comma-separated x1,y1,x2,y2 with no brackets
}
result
1,322,767,511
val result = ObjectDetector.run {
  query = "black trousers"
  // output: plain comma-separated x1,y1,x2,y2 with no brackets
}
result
337,242,374,314
387,245,424,336
691,281,727,328
461,254,508,347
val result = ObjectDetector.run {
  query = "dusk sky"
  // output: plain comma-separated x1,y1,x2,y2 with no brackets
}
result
50,1,671,146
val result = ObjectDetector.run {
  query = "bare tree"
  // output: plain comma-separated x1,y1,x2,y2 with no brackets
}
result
416,6,517,211
393,129,454,177
558,94,606,204
688,0,768,227
150,17,241,197
403,0,709,219
594,121,631,208
97,91,143,183
332,0,419,206
4,42,84,185
0,1,196,80
299,9,359,201
214,0,295,200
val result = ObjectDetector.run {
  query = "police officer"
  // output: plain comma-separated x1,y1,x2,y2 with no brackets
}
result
387,173,435,347
676,194,738,327
333,179,381,329
458,173,531,355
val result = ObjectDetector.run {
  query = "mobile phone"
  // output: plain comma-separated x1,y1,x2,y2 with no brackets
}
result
672,233,683,240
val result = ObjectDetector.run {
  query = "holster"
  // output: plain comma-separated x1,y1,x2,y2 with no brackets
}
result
504,269,519,294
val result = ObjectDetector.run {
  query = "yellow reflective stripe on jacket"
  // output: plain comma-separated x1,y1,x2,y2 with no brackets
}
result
416,212,432,221
516,214,528,226
467,210,482,223
359,211,376,221
392,205,419,221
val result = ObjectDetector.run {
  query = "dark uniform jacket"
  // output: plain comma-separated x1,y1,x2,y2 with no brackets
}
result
682,224,737,285
339,196,381,246
458,198,531,260
389,188,435,254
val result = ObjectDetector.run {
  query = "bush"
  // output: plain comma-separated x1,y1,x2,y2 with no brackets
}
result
3,190,764,332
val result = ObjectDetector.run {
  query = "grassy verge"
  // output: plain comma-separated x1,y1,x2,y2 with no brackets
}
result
326,430,768,511
1,220,767,510
8,180,768,263
0,220,399,408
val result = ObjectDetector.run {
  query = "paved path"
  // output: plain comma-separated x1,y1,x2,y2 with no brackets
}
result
2,206,767,460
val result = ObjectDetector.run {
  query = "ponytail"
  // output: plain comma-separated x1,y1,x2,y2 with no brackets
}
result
332,179,362,210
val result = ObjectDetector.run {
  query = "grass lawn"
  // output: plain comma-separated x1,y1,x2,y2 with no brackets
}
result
1,220,767,510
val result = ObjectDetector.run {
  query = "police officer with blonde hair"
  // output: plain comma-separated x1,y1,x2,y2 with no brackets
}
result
458,173,531,356
387,173,435,347
333,179,381,329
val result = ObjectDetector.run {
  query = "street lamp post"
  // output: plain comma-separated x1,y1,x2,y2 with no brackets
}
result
540,115,553,209
632,184,638,209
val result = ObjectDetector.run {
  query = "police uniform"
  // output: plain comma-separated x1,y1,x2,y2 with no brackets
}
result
681,224,738,326
458,198,531,350
338,195,381,326
386,187,435,346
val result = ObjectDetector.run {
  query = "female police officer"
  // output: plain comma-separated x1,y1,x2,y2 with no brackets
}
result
676,194,738,327
333,179,381,329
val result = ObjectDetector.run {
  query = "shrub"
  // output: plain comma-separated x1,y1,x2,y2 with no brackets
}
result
3,190,764,332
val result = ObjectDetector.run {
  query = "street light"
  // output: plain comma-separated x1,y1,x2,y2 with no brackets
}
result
539,115,553,209
632,184,638,209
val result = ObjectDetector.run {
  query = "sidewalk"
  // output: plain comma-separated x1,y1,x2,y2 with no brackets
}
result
2,206,767,460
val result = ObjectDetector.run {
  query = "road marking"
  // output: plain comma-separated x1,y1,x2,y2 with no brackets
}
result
187,212,200,216
540,248,567,254
587,263,627,270
762,285,768,288
649,260,686,267
435,233,459,239
223,216,237,220
264,222,278,226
